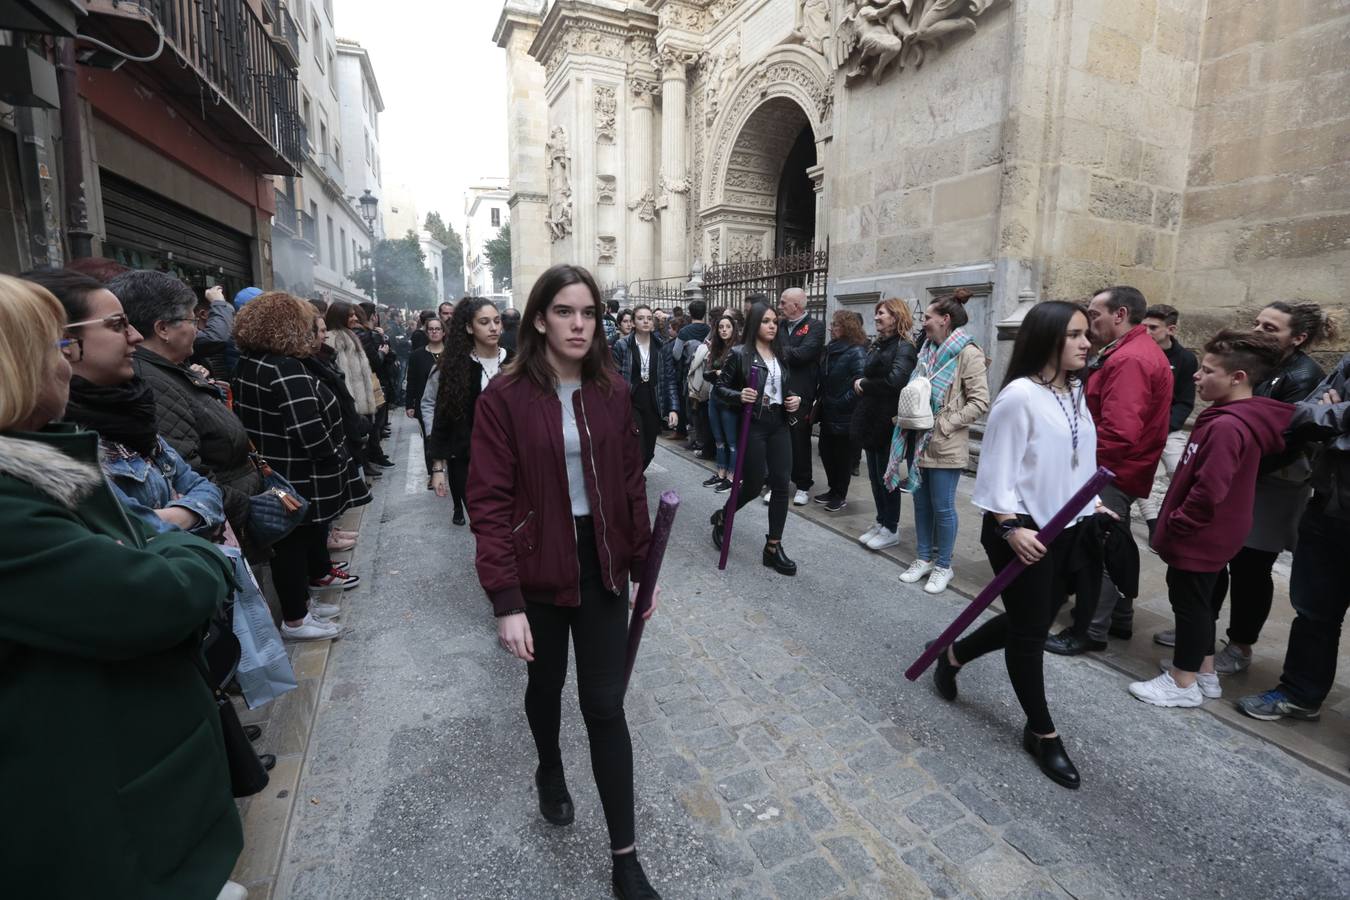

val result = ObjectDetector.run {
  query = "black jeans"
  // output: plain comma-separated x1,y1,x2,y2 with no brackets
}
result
632,383,660,471
865,448,901,531
449,456,469,518
1209,545,1282,645
817,432,854,499
789,416,814,490
1278,506,1350,708
952,515,1080,736
524,519,634,850
731,408,792,540
1167,566,1222,672
270,521,330,621
1086,483,1136,641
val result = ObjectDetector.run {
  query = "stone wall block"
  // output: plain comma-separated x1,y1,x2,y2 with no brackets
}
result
1078,0,1158,43
1201,0,1271,60
876,232,935,270
1153,231,1177,271
1089,175,1155,225
1173,268,1251,314
837,239,877,274
1139,47,1197,107
1196,51,1252,104
1176,229,1237,270
1153,189,1181,230
1112,225,1141,267
903,147,965,188
1140,144,1189,191
964,123,1005,172
1204,123,1350,187
933,220,996,264
1255,20,1350,84
1061,214,1116,261
1045,257,1120,301
1105,132,1144,180
1246,255,1350,311
1059,118,1109,168
1232,214,1350,262
1155,0,1201,60
933,169,1002,225
1084,25,1142,84
876,187,932,236
1134,229,1158,267
875,165,904,197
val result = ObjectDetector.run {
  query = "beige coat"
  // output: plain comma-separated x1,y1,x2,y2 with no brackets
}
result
326,328,379,416
919,343,990,469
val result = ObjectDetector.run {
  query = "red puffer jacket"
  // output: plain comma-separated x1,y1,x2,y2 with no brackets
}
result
467,372,652,615
1085,325,1173,498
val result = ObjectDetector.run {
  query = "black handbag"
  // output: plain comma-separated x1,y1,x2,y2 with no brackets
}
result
198,618,270,799
246,451,309,547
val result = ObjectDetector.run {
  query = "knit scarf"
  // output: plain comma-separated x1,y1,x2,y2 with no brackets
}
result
64,375,160,457
884,328,973,493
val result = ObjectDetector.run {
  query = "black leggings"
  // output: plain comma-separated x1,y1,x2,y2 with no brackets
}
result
270,521,331,621
953,515,1080,736
731,409,792,541
524,520,634,850
449,456,469,517
1210,546,1282,645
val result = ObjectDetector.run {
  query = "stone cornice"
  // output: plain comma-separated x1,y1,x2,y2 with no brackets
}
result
530,1,660,80
493,0,546,48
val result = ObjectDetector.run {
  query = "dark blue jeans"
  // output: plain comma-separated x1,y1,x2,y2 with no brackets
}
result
1278,505,1350,708
707,394,739,473
865,448,901,531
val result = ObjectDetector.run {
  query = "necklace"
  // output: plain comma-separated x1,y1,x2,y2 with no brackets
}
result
1041,378,1082,466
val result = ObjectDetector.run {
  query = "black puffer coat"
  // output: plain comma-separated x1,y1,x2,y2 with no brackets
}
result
817,339,866,436
849,334,918,451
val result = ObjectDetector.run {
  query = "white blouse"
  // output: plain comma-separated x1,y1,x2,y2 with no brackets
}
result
761,355,784,404
475,347,507,389
971,377,1098,528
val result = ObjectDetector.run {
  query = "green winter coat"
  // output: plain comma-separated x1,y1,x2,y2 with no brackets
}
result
0,424,243,899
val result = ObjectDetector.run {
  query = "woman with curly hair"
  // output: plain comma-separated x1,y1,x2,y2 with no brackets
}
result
424,297,510,526
233,292,369,641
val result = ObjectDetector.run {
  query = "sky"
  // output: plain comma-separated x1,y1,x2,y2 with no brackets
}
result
335,1,509,239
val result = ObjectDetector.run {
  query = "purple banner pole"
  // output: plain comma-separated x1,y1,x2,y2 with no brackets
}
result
624,491,681,693
904,467,1116,681
718,366,760,570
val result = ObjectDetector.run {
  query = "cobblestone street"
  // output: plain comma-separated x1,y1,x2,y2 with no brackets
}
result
259,421,1350,899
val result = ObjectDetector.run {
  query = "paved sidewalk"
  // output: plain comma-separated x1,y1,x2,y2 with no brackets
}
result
659,433,1350,781
244,418,1350,899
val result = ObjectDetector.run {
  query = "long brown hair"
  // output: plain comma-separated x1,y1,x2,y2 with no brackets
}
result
875,297,916,345
505,264,614,392
436,297,497,422
831,309,867,346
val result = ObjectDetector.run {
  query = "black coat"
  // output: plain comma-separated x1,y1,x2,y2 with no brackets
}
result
782,314,826,406
849,334,918,451
404,347,441,415
426,348,515,461
817,340,866,436
1256,350,1326,473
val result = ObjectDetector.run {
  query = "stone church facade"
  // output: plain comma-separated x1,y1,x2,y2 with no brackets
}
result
495,0,1348,369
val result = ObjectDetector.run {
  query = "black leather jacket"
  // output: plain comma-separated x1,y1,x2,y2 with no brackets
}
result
849,334,918,451
1289,353,1350,520
1257,350,1325,404
714,346,787,422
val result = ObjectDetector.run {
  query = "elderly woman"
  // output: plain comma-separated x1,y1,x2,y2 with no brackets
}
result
323,300,383,475
0,274,244,898
107,269,266,559
21,269,225,536
233,292,369,641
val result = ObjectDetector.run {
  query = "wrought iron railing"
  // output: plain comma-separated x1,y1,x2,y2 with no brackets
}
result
299,210,317,246
703,242,829,318
272,0,300,68
273,190,297,234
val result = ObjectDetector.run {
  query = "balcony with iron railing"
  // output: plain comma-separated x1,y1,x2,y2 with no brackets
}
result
266,0,300,70
299,210,317,248
273,190,298,235
83,0,303,175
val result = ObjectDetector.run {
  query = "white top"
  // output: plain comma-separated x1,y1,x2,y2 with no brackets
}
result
760,353,784,404
971,377,1098,528
556,381,591,516
475,347,507,389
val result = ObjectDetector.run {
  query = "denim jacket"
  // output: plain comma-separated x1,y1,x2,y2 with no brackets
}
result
101,436,225,536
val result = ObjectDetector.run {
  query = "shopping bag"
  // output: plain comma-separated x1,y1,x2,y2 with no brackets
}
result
222,546,298,709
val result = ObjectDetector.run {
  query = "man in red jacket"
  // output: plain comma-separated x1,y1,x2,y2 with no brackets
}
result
1048,286,1172,656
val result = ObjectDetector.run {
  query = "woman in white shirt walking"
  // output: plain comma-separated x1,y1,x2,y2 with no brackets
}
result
929,300,1098,789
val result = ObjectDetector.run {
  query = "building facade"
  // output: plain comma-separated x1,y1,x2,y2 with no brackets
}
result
336,39,385,237
1,0,302,296
496,0,1350,373
464,178,511,306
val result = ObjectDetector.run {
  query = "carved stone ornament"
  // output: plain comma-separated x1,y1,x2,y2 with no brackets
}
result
596,235,618,266
786,0,835,65
661,172,691,196
838,0,996,84
707,229,721,264
540,22,629,80
546,126,574,241
594,85,617,143
597,175,617,205
704,32,742,126
627,189,657,222
727,231,763,262
658,1,707,32
629,77,659,104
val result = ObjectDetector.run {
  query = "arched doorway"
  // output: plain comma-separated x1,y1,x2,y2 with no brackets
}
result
775,125,817,256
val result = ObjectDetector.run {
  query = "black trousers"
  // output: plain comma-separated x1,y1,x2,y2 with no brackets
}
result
632,383,660,470
953,515,1081,736
449,456,469,517
817,432,853,499
1209,545,1282,645
270,521,330,621
1279,505,1350,707
789,416,814,490
1168,566,1223,672
524,520,634,850
730,408,792,540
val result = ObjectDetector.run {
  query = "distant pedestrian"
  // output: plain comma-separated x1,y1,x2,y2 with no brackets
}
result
1132,304,1197,537
466,264,661,900
702,313,740,492
404,316,445,486
779,287,825,506
611,305,679,469
814,309,866,511
499,306,521,353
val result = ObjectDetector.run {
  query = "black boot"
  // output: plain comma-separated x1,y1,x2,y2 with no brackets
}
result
534,765,574,825
612,851,661,899
710,508,725,552
452,505,466,526
1022,725,1081,790
927,640,959,702
1044,628,1106,656
762,539,796,576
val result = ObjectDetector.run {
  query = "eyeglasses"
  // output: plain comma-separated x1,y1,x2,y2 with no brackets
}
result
67,312,131,333
58,336,84,362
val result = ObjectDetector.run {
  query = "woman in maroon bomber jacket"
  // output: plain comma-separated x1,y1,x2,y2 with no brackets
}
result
466,264,661,900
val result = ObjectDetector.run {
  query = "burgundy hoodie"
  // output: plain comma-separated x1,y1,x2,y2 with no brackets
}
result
1151,396,1293,571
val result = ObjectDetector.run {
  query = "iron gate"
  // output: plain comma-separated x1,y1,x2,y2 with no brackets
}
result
702,242,829,318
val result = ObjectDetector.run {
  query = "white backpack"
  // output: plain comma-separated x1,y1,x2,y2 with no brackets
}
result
894,366,934,431
686,341,712,401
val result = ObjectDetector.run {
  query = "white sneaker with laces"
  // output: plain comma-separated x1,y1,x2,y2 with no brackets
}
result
859,524,882,545
1158,661,1220,698
866,527,900,550
281,614,341,642
1128,670,1204,707
900,559,934,584
310,600,341,620
792,489,809,506
924,567,954,594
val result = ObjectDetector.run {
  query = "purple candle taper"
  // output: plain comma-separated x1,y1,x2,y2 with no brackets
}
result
904,467,1115,681
624,491,680,692
718,366,760,570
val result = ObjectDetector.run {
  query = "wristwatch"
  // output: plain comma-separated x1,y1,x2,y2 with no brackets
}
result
997,518,1021,541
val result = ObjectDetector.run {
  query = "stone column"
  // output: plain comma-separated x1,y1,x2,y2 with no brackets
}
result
494,6,549,307
625,78,658,284
658,49,693,280
806,162,826,252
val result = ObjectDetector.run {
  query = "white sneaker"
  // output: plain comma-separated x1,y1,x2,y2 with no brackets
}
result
1213,641,1252,675
1158,661,1221,699
793,490,809,506
762,488,772,505
859,524,882,545
216,882,249,900
866,527,900,550
924,567,954,594
900,559,934,584
281,614,341,642
309,600,341,620
1128,671,1204,707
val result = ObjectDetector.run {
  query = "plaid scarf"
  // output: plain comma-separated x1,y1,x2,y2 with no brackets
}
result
884,328,973,492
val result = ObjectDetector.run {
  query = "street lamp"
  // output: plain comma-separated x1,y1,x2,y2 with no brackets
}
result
358,189,379,303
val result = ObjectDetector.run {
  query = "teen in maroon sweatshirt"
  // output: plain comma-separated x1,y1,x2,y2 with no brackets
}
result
1130,330,1292,709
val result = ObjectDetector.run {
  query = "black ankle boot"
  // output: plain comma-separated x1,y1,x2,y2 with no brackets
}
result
762,539,796,576
534,765,574,825
612,851,661,899
452,506,466,526
1022,725,1081,790
927,640,959,702
710,508,725,552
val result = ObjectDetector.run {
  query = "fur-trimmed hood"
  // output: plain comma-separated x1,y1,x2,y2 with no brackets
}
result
0,432,104,509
